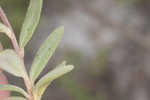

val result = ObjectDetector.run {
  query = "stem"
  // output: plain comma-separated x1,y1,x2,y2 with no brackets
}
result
24,73,34,100
0,7,13,31
0,7,23,58
0,7,34,100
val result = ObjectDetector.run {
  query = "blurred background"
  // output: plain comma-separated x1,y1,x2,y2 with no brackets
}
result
0,0,150,100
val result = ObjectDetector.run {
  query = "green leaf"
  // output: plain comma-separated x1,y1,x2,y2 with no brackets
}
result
0,49,26,77
0,23,12,38
34,61,66,98
30,26,64,83
34,61,74,98
19,0,43,48
0,84,29,98
4,97,27,100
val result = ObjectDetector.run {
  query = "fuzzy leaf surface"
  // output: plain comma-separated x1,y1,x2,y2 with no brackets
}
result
0,23,12,38
35,61,74,98
4,96,27,100
19,0,43,48
0,50,26,77
0,84,29,98
30,26,64,83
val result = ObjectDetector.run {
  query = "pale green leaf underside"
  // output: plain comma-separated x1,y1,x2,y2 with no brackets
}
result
0,23,12,38
0,84,29,98
30,26,64,83
4,97,27,100
35,61,74,98
34,61,66,98
0,50,26,77
19,0,43,48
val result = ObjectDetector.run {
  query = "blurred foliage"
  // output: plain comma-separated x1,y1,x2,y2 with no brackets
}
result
91,48,110,76
63,48,110,76
116,0,150,5
60,75,97,100
59,48,110,100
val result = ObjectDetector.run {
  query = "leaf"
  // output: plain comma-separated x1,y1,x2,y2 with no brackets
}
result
0,50,26,77
19,0,43,48
0,84,29,98
4,96,27,100
30,26,64,83
34,61,66,99
34,61,74,98
0,23,12,38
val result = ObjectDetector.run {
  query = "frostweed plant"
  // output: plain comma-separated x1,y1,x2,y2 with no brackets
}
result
0,0,74,100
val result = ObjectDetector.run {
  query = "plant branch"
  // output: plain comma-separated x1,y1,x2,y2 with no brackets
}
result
0,7,34,100
0,7,23,58
0,7,13,31
24,73,34,100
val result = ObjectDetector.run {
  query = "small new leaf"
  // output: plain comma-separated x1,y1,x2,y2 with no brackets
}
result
35,61,74,98
0,50,26,77
0,84,29,98
30,26,64,83
19,0,43,48
4,96,27,100
0,23,12,38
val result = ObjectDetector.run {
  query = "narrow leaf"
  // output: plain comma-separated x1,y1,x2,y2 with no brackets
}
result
19,0,43,48
0,84,29,98
35,61,66,98
4,97,27,100
30,26,64,83
0,50,26,77
35,61,74,98
0,23,12,38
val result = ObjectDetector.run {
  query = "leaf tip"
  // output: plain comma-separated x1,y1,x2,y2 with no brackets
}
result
66,65,74,72
57,26,64,33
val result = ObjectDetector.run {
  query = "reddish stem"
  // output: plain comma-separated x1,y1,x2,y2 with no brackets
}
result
0,7,13,32
0,7,21,57
0,7,33,100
